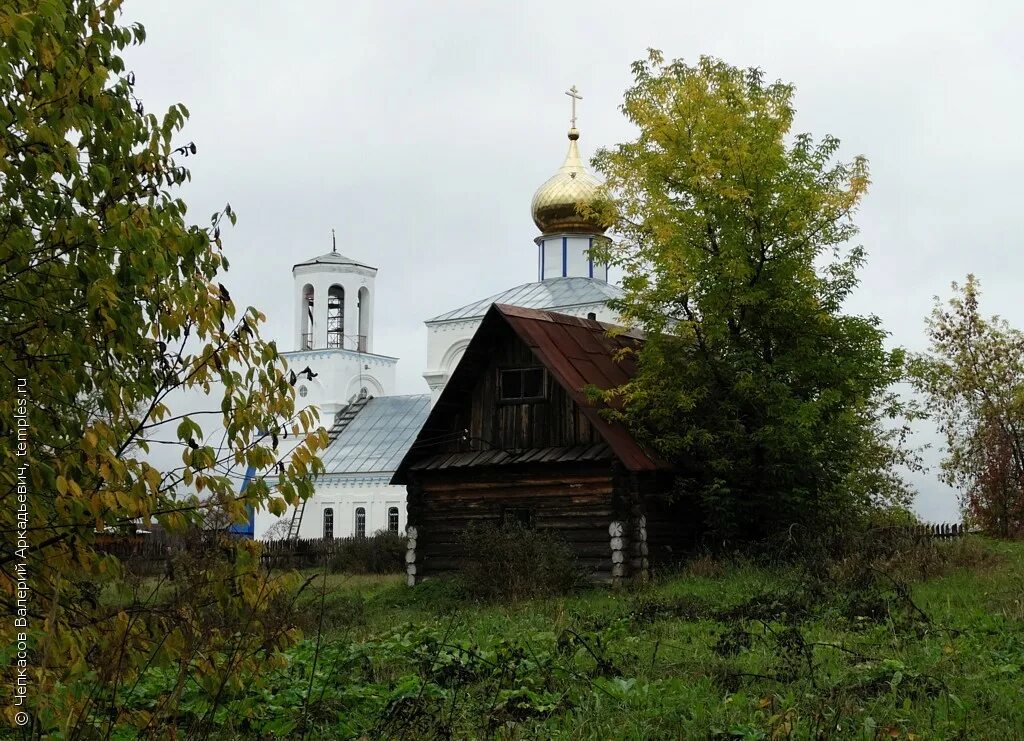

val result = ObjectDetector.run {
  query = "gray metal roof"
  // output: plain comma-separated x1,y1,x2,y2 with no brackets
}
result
293,251,376,270
318,394,431,476
428,277,622,323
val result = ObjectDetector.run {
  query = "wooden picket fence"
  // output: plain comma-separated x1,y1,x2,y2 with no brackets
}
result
93,531,184,576
259,536,380,571
94,531,405,575
912,522,968,539
92,522,968,577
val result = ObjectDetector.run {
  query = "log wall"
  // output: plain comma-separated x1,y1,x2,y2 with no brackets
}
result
406,463,623,582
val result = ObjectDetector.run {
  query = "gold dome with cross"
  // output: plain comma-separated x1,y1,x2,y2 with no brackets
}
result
530,86,607,236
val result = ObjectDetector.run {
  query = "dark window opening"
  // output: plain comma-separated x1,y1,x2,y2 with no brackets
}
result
388,507,400,533
354,506,366,538
499,367,546,402
502,507,534,529
323,508,334,540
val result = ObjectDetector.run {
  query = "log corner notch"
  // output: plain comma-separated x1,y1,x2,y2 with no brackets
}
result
405,525,418,587
609,520,628,584
609,514,650,586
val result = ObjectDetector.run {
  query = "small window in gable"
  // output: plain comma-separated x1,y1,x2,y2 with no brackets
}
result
499,367,546,402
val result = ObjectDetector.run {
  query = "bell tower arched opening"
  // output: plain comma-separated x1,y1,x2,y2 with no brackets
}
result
300,284,314,350
327,285,345,349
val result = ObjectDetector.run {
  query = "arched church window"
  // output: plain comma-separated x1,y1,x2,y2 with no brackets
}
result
354,507,366,538
327,285,344,349
387,507,399,533
301,284,314,350
323,507,334,540
357,286,370,353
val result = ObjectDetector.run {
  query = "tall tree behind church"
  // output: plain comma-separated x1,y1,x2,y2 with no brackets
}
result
589,52,913,541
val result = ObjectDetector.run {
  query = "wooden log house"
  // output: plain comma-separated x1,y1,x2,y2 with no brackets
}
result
392,304,687,585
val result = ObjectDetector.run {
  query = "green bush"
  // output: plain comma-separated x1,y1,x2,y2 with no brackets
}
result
459,522,581,600
327,531,406,574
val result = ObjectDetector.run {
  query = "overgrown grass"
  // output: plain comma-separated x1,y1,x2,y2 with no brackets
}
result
112,537,1024,738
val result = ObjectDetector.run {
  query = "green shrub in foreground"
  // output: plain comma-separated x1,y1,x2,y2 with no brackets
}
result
460,522,582,600
327,531,406,574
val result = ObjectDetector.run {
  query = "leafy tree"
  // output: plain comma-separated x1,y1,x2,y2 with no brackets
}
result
909,276,1024,537
261,515,294,541
0,0,325,733
589,52,912,541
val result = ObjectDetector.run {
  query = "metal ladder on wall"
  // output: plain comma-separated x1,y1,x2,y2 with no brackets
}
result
285,393,371,541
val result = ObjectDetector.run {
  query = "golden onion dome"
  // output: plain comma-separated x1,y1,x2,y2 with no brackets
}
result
530,127,606,235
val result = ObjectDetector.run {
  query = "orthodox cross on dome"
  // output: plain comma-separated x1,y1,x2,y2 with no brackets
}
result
331,227,337,254
565,85,582,128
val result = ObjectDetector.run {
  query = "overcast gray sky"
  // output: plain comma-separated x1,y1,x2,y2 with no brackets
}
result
121,1,1024,522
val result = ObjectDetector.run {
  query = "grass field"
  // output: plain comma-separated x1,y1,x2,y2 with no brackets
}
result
119,537,1024,739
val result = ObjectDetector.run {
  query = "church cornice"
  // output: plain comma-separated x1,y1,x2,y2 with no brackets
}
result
292,262,377,279
533,231,610,246
312,473,398,488
282,348,398,365
424,317,483,331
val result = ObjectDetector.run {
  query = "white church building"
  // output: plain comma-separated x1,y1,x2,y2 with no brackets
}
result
256,91,624,540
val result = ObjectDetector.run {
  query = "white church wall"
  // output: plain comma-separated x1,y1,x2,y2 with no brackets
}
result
423,319,478,403
358,285,374,354
282,347,397,421
256,479,407,540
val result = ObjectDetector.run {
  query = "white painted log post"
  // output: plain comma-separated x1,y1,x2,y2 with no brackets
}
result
609,521,628,586
405,525,418,587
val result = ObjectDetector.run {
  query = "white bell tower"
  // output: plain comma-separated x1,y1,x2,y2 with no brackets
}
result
284,233,397,420
293,230,377,354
